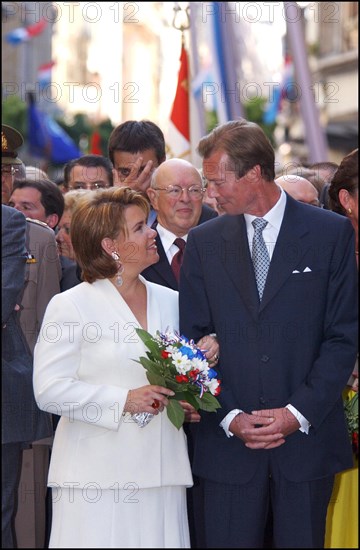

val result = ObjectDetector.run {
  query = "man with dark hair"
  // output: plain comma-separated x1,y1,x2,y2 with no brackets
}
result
9,178,64,230
63,154,113,191
108,120,166,193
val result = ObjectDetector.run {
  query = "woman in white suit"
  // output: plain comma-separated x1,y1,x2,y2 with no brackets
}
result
33,187,217,548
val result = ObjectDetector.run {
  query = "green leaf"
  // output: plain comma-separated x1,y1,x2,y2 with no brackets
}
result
135,328,162,356
167,399,185,430
196,393,221,412
146,372,166,386
136,357,157,372
179,391,199,410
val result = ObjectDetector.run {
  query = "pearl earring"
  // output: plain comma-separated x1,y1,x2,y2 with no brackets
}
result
348,208,352,215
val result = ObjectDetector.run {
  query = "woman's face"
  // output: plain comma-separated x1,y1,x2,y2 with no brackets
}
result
56,210,75,260
114,205,158,275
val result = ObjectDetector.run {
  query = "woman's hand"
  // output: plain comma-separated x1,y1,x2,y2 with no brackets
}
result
124,385,175,415
197,334,219,366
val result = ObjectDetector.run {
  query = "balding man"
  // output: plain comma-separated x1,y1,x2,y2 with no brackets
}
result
142,158,217,290
276,174,320,207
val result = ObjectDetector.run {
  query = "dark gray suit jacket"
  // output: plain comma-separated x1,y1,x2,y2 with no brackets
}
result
2,206,53,444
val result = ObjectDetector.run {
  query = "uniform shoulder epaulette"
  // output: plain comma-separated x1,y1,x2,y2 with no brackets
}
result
26,217,51,230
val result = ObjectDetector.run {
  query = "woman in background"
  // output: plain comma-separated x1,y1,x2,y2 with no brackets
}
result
325,148,358,549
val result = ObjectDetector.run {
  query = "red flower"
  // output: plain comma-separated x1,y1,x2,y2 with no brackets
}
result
188,369,199,379
214,384,221,396
352,431,358,457
175,374,188,383
161,350,170,359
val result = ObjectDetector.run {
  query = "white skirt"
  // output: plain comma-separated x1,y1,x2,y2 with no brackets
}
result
49,485,190,548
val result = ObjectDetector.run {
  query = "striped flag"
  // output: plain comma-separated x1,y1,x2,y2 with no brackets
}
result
6,18,48,45
166,42,191,160
37,61,55,89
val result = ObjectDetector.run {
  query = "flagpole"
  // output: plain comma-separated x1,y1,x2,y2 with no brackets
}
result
284,2,329,162
189,3,206,138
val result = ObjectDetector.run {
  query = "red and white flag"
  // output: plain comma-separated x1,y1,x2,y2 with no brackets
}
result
37,61,55,89
166,43,191,160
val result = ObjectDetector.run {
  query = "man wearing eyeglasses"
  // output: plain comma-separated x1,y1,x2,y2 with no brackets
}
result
142,158,217,291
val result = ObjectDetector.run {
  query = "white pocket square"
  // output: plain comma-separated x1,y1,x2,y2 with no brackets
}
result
303,267,312,272
292,269,300,274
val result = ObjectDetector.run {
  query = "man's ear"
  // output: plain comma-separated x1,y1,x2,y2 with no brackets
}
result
46,213,59,229
146,188,158,209
245,165,262,183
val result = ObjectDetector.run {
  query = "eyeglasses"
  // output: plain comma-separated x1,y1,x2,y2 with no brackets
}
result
1,165,19,175
152,185,205,200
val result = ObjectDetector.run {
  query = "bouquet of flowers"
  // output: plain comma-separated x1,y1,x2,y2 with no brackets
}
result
344,390,358,456
132,328,221,429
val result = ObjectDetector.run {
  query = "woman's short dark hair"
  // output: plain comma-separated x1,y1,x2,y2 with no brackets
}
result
328,149,358,215
71,187,150,283
197,119,275,181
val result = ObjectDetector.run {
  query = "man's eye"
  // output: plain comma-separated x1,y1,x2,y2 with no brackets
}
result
118,168,131,178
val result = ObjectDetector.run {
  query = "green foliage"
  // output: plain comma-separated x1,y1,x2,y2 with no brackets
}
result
205,110,218,133
243,96,277,146
1,96,27,138
98,118,115,155
203,97,277,145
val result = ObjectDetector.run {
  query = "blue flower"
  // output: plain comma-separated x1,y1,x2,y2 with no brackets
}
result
207,368,218,380
178,345,196,359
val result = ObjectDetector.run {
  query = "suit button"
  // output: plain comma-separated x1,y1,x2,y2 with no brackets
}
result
259,397,266,404
261,355,269,362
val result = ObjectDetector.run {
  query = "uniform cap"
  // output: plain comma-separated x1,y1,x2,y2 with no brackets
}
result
2,124,24,165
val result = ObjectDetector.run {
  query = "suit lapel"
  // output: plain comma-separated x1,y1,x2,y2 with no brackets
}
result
259,197,309,311
220,216,259,319
151,234,178,288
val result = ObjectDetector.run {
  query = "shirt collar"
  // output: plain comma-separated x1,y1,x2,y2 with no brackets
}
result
156,223,188,254
244,185,286,233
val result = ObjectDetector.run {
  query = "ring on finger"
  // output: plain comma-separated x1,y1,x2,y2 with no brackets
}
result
151,399,160,409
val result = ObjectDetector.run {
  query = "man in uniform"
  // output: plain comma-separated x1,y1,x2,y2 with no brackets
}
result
2,124,60,548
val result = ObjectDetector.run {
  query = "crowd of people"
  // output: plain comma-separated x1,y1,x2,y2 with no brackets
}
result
1,118,358,549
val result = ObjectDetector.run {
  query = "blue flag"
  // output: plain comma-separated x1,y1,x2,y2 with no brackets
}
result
28,100,82,164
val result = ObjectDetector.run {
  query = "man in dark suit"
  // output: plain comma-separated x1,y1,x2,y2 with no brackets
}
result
2,205,53,548
179,119,358,548
142,158,217,290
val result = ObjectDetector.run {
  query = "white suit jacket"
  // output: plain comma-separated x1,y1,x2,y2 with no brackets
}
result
33,276,193,489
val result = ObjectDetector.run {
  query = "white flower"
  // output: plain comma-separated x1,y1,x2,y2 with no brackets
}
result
171,351,192,374
205,378,220,395
192,357,208,372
